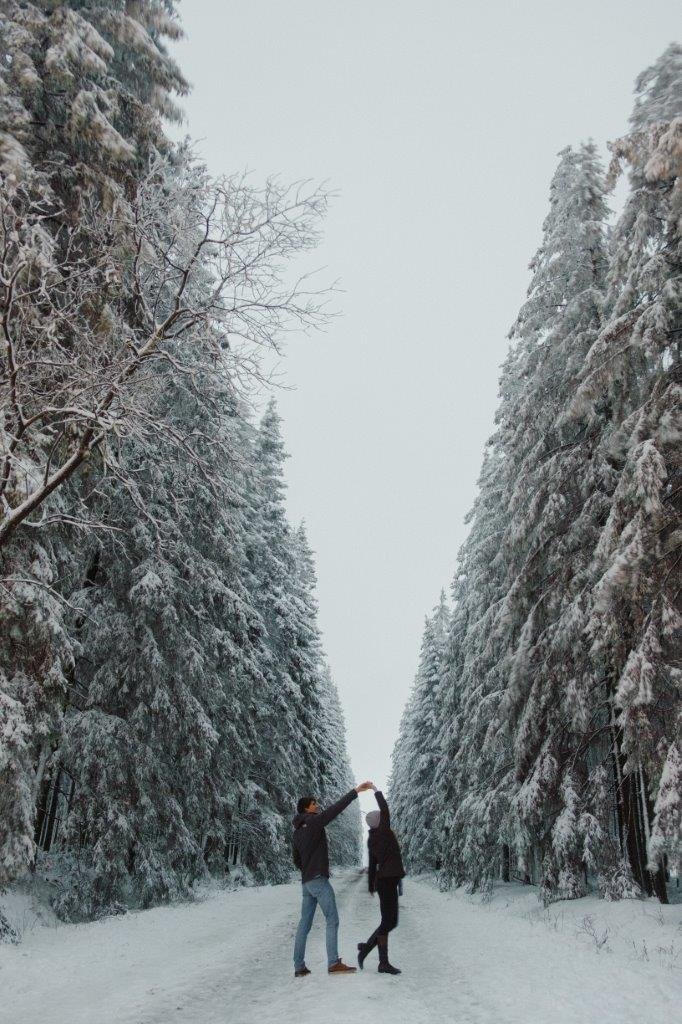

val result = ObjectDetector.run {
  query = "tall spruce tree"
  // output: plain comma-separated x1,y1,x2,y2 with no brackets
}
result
390,593,449,873
427,144,619,896
494,143,614,900
318,667,361,866
55,382,270,917
438,445,516,890
244,402,357,879
0,0,186,903
575,45,682,897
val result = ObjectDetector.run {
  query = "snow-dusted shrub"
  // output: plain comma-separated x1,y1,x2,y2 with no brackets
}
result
598,860,644,902
0,906,20,945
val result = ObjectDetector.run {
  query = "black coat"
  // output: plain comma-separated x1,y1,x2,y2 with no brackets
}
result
367,791,405,891
292,789,358,883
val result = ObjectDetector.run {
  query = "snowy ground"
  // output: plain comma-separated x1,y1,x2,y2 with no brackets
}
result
2,871,681,1024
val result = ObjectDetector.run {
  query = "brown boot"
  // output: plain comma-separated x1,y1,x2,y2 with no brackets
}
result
328,959,357,974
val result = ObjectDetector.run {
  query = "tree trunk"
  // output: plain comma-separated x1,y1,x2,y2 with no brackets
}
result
620,768,650,893
33,773,53,853
501,843,511,883
610,716,669,903
43,772,62,853
638,766,669,904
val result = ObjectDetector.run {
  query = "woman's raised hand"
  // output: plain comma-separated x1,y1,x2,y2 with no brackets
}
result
355,780,375,793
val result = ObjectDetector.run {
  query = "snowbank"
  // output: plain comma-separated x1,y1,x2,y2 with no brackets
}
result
429,876,682,974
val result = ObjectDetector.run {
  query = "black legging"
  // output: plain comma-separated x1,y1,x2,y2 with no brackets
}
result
361,878,400,964
376,877,399,935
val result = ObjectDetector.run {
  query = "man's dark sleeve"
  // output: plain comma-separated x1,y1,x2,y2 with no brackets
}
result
292,842,302,870
368,850,377,893
318,788,358,827
375,790,390,828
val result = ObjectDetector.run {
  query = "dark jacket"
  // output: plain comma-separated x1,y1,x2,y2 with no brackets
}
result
292,789,358,883
367,791,405,892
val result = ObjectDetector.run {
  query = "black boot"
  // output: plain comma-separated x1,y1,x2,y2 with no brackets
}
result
377,934,401,975
357,933,377,969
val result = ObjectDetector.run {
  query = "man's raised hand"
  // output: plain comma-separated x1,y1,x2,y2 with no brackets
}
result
355,781,374,793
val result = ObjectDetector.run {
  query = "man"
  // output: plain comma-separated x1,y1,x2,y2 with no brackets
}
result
357,785,405,975
292,781,374,977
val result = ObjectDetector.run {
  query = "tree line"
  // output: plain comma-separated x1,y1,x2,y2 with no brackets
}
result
390,45,681,905
0,0,358,928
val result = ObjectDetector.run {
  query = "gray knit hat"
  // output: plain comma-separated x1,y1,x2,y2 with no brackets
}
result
366,810,380,829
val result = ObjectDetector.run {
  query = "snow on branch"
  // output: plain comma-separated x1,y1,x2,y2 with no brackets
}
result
0,156,332,548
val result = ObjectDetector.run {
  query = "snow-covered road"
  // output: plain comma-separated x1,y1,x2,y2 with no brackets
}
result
2,871,680,1024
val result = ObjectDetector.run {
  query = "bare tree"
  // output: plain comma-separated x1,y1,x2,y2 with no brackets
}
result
0,156,330,550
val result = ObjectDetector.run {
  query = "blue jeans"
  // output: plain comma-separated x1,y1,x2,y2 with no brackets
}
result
293,876,339,969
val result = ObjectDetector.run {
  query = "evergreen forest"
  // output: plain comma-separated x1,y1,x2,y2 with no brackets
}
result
0,0,359,929
390,46,681,905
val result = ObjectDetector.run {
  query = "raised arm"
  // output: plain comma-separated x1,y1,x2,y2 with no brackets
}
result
317,789,357,827
318,781,373,827
374,789,390,828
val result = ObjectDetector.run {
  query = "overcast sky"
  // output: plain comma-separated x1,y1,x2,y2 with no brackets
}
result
172,2,678,809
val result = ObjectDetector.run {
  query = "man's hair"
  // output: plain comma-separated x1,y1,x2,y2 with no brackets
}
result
297,795,316,814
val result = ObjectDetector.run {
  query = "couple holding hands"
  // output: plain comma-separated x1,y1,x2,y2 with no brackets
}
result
292,780,405,978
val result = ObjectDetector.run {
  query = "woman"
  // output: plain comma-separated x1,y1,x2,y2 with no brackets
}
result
357,785,405,975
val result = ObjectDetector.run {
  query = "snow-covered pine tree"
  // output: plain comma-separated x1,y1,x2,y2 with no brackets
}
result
490,143,615,901
242,401,354,879
245,400,308,841
50,389,361,915
433,142,619,899
0,1,187,528
292,521,360,858
0,1,186,194
574,45,682,898
0,537,74,898
318,667,361,866
456,471,517,887
433,445,516,890
51,379,269,917
0,0,186,900
434,143,618,898
430,591,468,884
289,522,331,793
403,144,613,896
389,693,419,864
1,1,338,916
389,593,450,873
397,52,680,905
